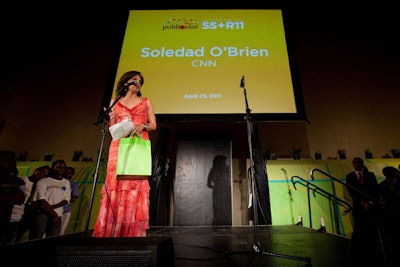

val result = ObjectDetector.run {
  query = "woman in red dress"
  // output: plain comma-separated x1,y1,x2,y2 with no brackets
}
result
92,70,157,237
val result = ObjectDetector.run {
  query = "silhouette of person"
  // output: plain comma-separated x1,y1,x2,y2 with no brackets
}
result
11,165,50,243
380,166,400,208
0,150,25,244
345,157,385,266
207,155,231,225
380,166,400,265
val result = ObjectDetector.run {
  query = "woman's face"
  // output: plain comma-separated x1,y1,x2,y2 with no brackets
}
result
125,74,143,95
128,75,142,87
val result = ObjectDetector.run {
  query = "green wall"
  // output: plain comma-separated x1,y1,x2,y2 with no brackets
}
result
16,158,400,240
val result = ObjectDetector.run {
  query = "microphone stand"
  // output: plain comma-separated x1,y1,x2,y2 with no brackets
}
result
84,87,127,237
225,76,312,266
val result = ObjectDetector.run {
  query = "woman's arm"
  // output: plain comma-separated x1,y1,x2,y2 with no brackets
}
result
145,98,157,131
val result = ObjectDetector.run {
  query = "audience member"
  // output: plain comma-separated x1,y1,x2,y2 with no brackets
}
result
380,166,400,208
60,166,79,235
0,150,25,245
29,160,71,240
12,165,51,243
380,166,400,265
345,157,385,266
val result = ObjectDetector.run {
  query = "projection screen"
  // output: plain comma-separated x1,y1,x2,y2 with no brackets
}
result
110,9,306,122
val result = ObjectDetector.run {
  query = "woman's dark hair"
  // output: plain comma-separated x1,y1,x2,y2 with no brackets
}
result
115,70,144,97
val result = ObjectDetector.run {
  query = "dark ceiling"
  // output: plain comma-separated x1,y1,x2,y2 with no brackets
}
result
1,1,399,67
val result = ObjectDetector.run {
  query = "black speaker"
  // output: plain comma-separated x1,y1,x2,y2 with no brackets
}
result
1,235,174,267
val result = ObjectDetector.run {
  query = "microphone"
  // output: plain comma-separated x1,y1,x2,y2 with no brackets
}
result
240,75,245,88
124,81,137,87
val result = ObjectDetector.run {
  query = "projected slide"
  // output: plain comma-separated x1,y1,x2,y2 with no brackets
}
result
113,9,304,121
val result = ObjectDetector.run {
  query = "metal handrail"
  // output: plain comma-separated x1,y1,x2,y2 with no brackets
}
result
310,168,383,235
291,175,352,230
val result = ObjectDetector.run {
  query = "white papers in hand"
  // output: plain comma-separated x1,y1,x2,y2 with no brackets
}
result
109,118,134,140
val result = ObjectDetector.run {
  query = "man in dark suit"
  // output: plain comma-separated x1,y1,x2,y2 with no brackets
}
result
346,157,381,227
345,157,386,266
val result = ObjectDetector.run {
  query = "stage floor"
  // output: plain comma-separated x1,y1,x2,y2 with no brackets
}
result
147,225,350,267
1,225,351,267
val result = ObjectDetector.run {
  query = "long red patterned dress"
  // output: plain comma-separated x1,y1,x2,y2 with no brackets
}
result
92,98,150,237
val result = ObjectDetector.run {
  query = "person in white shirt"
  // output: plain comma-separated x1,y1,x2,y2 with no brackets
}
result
29,160,71,240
